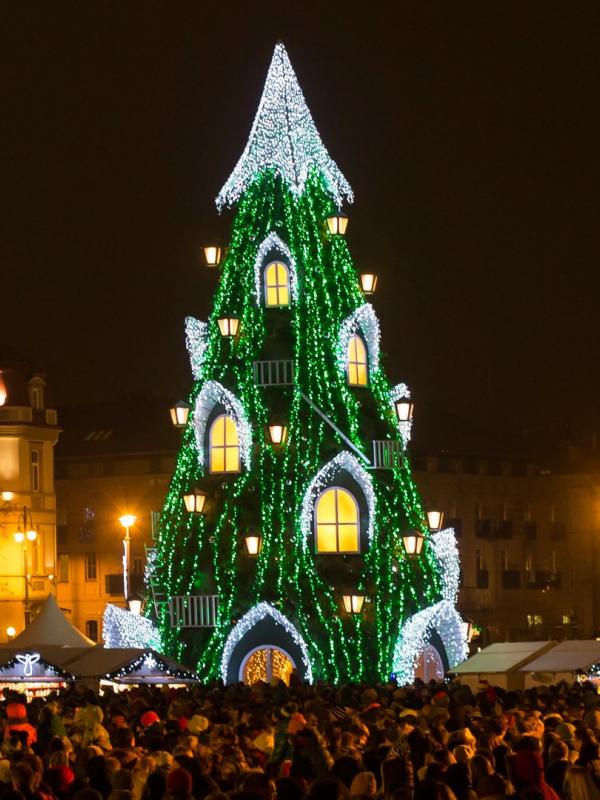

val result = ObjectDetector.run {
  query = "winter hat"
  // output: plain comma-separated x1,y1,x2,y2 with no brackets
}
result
188,714,210,734
167,768,193,795
140,711,160,728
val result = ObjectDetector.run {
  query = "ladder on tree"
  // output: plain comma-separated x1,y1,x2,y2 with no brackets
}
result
144,544,168,617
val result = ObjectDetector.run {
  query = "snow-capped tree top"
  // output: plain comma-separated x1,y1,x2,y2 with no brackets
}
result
216,42,353,211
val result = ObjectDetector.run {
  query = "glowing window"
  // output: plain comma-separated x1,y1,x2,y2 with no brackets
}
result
315,487,359,553
264,261,290,307
209,414,240,473
347,334,368,386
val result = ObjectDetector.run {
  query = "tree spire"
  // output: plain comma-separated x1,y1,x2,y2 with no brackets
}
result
216,42,353,210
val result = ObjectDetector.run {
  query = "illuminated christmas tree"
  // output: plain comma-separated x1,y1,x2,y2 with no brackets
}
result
149,43,467,684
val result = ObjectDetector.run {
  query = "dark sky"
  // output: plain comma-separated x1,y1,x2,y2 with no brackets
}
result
2,3,599,438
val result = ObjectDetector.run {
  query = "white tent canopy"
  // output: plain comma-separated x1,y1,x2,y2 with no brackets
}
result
10,595,95,648
520,640,600,687
451,641,555,690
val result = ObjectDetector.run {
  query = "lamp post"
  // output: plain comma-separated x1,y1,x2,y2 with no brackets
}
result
118,514,137,602
13,506,37,624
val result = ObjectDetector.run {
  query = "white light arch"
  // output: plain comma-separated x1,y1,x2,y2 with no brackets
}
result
338,304,381,378
253,232,298,304
430,528,461,604
193,381,252,470
392,600,468,685
300,451,376,546
221,602,313,684
185,317,209,379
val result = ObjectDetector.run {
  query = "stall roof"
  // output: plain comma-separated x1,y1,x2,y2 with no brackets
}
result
520,640,600,674
10,595,95,648
452,641,555,675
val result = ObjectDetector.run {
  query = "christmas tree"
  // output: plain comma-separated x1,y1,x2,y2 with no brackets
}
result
149,43,467,684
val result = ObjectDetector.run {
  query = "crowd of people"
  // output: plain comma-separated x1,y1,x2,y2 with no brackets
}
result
2,678,600,800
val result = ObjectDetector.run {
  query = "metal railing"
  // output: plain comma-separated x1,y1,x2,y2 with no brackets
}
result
372,440,404,469
253,359,295,386
168,595,219,628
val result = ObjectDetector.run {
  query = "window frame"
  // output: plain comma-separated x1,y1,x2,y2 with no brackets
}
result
58,554,69,582
85,552,97,582
347,333,368,386
263,260,291,307
85,619,99,642
30,448,41,493
208,413,241,474
314,486,361,555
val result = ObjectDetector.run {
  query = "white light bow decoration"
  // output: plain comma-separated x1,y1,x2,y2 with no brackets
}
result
16,653,40,677
338,304,381,377
221,602,313,684
392,600,468,685
300,451,375,545
216,43,353,211
253,232,298,304
193,380,252,470
390,383,413,445
102,604,161,649
185,317,209,380
430,528,461,604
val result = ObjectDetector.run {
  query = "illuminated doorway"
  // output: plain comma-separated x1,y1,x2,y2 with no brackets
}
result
414,643,445,682
240,645,296,685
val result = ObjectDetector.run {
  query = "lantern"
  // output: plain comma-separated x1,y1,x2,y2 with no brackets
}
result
326,212,349,236
13,531,24,543
395,396,414,422
403,530,424,556
218,317,240,337
2,491,14,502
203,245,222,267
129,599,142,615
183,489,207,514
170,401,190,428
26,529,37,541
360,273,378,295
268,422,288,445
6,626,16,640
342,594,365,614
427,510,444,532
244,532,262,555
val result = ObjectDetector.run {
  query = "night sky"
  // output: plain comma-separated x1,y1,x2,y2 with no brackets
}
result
3,3,599,439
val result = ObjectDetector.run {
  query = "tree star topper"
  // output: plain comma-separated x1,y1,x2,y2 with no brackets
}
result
216,43,353,210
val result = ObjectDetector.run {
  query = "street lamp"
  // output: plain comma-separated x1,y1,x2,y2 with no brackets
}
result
6,626,16,640
118,514,137,601
342,594,365,614
268,422,288,446
12,506,37,625
2,491,14,502
217,317,240,337
244,531,263,556
326,213,349,236
183,489,207,514
359,273,379,295
403,529,424,556
427,510,444,532
395,396,414,423
129,599,142,615
203,245,222,267
169,401,190,428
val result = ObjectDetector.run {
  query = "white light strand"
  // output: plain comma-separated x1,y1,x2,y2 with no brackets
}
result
253,232,298,304
300,451,376,545
185,317,209,379
193,380,252,469
390,383,413,444
392,600,468,685
430,528,461,604
102,604,162,650
216,43,353,210
220,602,313,684
338,304,381,377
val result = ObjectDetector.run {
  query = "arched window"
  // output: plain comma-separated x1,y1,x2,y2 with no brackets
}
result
209,414,240,473
347,334,368,386
315,487,360,553
264,261,290,307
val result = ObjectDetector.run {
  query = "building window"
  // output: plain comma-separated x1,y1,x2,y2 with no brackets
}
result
315,487,360,553
58,554,69,582
264,261,290,307
85,553,97,581
527,614,543,627
79,507,95,543
347,335,368,386
209,414,240,473
31,449,40,493
132,556,144,575
28,378,45,410
86,620,99,642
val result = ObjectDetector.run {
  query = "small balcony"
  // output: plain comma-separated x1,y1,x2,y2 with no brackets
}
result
168,595,219,628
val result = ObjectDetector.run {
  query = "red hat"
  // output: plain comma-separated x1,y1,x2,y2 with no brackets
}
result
140,710,160,727
167,768,193,794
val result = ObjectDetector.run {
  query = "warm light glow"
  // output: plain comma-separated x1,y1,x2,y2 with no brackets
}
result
0,373,6,407
265,261,290,306
203,245,222,267
217,317,240,337
26,529,37,541
119,514,137,529
1,491,14,502
360,273,378,294
348,334,368,386
13,531,25,543
326,213,349,235
395,396,414,422
129,599,142,615
268,423,287,445
183,489,207,514
244,533,262,555
209,415,240,473
316,487,359,553
461,619,473,643
169,401,190,428
403,530,424,556
6,626,16,639
342,594,365,614
427,510,444,531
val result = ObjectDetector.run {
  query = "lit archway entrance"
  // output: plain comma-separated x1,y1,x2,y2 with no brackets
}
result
240,645,296,685
414,643,445,682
